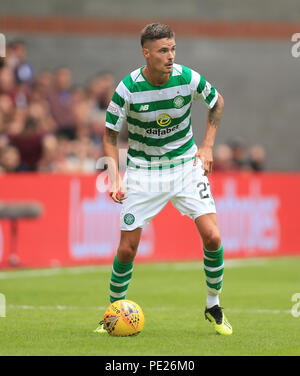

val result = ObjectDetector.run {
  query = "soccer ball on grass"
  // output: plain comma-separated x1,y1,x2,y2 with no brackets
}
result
103,299,145,336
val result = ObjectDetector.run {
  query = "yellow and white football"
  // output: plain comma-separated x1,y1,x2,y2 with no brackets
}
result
103,299,145,336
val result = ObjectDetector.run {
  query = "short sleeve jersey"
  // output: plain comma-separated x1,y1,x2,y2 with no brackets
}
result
106,63,218,169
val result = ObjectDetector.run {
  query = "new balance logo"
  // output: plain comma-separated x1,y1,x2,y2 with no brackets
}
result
139,104,149,111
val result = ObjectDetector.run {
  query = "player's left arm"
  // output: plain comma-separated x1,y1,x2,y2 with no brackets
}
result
194,94,224,175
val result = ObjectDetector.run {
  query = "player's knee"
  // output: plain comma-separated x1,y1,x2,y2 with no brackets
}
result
203,230,222,251
117,244,137,263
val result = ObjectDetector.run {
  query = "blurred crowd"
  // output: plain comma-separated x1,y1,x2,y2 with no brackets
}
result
213,137,266,172
0,40,265,174
0,39,128,174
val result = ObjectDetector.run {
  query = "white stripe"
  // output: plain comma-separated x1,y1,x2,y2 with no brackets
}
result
206,275,223,284
190,69,201,92
201,81,212,100
110,279,131,287
110,290,127,299
207,89,218,109
130,84,191,104
116,81,131,101
172,63,183,75
130,68,143,82
134,73,145,83
109,100,122,113
204,254,216,261
207,286,222,295
191,73,218,109
204,263,224,273
112,267,133,278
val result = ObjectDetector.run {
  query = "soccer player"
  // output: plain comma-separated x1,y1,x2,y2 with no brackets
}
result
95,23,232,335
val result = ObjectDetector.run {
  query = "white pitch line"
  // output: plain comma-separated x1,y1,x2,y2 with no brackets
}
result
226,308,292,315
0,258,267,280
137,258,267,271
149,307,292,315
8,304,107,311
0,265,111,280
7,304,292,315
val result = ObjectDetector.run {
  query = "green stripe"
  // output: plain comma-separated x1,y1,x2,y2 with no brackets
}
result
205,86,216,106
122,73,135,92
112,91,125,108
106,111,119,125
130,94,191,113
128,136,194,161
197,75,206,94
204,246,223,258
204,268,224,279
113,256,133,273
127,106,191,130
128,119,191,147
204,257,223,268
110,284,130,293
181,65,192,84
206,280,223,291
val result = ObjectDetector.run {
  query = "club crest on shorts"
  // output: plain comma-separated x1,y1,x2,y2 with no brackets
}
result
124,213,135,225
173,95,185,109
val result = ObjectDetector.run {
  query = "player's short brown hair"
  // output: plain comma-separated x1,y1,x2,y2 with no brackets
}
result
140,23,175,47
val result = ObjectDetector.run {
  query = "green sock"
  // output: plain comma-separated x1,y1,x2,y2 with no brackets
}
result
203,244,224,296
109,255,133,303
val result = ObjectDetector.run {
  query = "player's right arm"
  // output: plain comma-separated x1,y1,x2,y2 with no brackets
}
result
103,127,127,204
104,81,129,204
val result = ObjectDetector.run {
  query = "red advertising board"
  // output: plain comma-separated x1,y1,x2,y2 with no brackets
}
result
0,172,299,268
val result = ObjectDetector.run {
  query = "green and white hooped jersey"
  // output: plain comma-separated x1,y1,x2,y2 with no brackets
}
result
106,63,218,169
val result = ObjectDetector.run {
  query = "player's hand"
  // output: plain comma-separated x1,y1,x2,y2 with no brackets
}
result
110,190,128,204
110,179,128,204
194,146,213,175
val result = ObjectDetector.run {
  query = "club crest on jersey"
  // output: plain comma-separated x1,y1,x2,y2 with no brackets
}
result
156,113,171,127
173,95,185,109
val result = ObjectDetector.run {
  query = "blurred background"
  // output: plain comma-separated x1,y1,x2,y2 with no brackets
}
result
1,3,300,357
0,0,299,173
0,0,300,267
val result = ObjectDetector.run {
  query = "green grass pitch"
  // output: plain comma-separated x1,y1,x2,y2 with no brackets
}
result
0,257,299,356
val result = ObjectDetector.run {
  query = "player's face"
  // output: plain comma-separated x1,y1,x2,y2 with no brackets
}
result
143,38,176,75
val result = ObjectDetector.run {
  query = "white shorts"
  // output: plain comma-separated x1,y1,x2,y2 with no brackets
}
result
120,159,216,231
